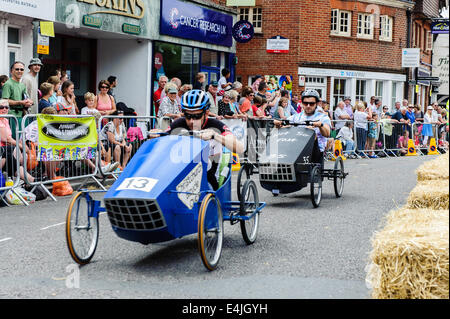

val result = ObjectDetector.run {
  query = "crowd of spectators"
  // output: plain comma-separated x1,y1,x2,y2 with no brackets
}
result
1,59,128,191
1,60,449,195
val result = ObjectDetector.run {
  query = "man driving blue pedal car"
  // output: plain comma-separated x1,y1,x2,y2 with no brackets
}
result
161,89,244,190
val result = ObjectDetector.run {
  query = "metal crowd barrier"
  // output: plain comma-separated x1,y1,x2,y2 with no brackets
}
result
97,115,165,179
0,115,29,206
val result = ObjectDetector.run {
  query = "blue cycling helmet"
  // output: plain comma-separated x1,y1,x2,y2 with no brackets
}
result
181,89,210,111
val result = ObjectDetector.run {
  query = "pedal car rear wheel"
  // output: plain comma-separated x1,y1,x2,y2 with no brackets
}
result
239,179,260,245
310,166,322,208
198,193,223,271
333,157,345,198
66,192,99,265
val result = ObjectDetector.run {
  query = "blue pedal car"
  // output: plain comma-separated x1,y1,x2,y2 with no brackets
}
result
65,134,265,271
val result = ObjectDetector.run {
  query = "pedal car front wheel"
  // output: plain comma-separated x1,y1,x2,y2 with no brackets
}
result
198,193,223,271
310,166,322,208
66,192,99,265
239,179,260,245
333,157,345,198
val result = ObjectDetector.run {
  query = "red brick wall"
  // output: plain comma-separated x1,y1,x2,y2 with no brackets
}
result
236,0,409,95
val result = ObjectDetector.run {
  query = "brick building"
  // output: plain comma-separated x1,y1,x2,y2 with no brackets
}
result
234,0,419,111
408,0,446,107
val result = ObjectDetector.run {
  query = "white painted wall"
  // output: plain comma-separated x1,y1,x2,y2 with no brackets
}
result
97,39,152,116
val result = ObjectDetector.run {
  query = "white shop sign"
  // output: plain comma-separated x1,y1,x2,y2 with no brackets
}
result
267,36,289,54
298,67,406,82
0,0,56,21
402,48,420,68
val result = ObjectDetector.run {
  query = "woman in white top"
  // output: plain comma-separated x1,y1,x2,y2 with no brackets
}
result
106,110,132,170
422,106,436,146
336,121,356,157
58,80,79,114
353,102,372,155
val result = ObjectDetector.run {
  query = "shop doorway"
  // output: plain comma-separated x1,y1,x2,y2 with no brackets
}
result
39,34,97,107
200,50,221,85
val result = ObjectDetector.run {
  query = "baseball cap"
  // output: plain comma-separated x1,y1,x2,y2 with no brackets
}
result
210,81,219,87
427,105,434,110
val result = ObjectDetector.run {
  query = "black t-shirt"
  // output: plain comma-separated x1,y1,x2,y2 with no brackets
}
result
167,117,232,136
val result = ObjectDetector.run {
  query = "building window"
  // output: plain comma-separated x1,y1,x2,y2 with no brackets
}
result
379,16,393,42
8,27,20,45
375,80,383,101
426,30,432,51
239,7,262,33
333,78,347,107
355,80,367,103
391,82,397,110
331,9,351,37
357,13,373,39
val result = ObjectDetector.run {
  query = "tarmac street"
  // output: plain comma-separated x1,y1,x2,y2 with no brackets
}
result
0,156,430,299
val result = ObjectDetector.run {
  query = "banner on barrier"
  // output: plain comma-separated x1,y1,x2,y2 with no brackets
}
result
37,115,98,161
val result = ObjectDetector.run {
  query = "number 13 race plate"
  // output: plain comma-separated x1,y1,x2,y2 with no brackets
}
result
116,178,158,193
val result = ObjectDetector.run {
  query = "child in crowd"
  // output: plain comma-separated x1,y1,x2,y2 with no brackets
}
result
81,92,101,117
38,82,54,113
367,113,378,158
397,129,409,156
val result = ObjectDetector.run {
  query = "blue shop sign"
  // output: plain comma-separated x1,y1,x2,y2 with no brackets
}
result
160,0,233,47
431,21,449,34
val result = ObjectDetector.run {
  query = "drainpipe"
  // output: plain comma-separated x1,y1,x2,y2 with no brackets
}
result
405,8,412,102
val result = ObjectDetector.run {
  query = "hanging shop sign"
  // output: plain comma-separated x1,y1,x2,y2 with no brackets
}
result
431,20,449,34
266,36,289,54
402,48,420,68
160,0,233,47
232,20,254,43
76,0,145,19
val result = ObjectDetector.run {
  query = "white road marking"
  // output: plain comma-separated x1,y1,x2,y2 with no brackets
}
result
40,222,66,230
40,212,107,231
0,237,12,243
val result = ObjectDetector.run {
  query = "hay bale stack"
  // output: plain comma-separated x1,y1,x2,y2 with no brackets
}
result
407,179,449,210
367,209,449,299
416,153,449,181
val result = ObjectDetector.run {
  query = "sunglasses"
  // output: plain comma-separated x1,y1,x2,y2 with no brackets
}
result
0,106,9,110
100,86,109,89
14,68,25,71
303,102,317,106
184,112,204,120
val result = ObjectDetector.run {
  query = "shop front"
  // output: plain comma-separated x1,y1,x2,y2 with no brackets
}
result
152,0,236,114
35,0,152,115
30,0,236,116
0,0,55,76
298,67,406,112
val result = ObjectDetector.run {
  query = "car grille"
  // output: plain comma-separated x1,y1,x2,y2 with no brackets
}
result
259,163,296,182
104,199,166,230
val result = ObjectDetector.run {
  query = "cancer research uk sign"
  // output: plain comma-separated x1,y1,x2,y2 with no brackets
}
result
0,0,56,21
160,0,233,47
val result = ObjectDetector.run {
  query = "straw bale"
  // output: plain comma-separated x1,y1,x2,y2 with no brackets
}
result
416,153,449,182
367,209,449,299
406,179,449,210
